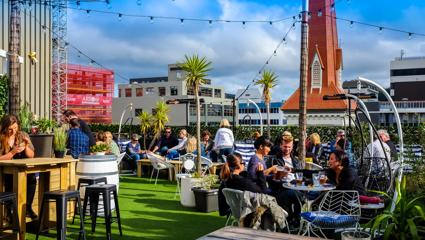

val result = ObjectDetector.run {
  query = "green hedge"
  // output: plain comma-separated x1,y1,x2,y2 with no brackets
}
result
89,123,425,148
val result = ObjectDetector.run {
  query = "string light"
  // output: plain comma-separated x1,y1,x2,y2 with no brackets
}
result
408,32,413,40
317,9,322,17
106,0,111,9
76,0,81,10
208,20,212,27
137,0,142,6
118,13,122,21
180,18,184,25
331,3,335,11
86,9,91,16
349,20,354,28
242,21,246,29
379,27,383,34
150,16,154,24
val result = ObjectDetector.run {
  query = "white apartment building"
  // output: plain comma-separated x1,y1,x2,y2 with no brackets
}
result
112,64,235,126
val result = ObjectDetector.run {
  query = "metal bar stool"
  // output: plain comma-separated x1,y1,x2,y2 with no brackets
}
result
72,177,107,224
0,192,20,238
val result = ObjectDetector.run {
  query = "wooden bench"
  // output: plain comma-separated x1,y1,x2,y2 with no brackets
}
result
137,159,223,181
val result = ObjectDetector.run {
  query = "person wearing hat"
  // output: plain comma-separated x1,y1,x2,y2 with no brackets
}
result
126,134,146,171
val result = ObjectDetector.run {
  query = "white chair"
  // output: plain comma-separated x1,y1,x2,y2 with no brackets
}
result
174,153,196,198
200,156,213,174
147,153,174,185
222,188,244,226
116,152,126,170
300,190,361,238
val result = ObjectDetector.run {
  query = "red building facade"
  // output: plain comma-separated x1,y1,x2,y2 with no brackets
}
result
282,0,349,112
66,64,114,124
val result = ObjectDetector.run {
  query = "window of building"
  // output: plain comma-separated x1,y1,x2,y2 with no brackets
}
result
187,86,194,95
176,71,182,79
170,86,178,96
190,104,206,116
135,108,143,116
158,87,166,96
311,54,322,89
208,104,222,116
260,108,266,113
136,88,143,97
200,87,212,97
270,108,279,113
224,105,233,116
125,88,132,97
214,89,222,98
146,87,155,95
118,89,122,98
391,68,425,76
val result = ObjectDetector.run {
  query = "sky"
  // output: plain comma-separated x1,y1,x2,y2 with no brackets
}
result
67,0,425,101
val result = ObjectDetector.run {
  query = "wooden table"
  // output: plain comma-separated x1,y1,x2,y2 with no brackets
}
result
137,159,223,181
0,158,78,240
198,226,318,239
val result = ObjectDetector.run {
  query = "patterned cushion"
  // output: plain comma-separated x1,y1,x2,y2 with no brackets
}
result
301,211,358,228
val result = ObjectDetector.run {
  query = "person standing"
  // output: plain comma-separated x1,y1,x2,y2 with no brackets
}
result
211,119,234,162
62,110,96,147
0,114,38,219
67,118,90,159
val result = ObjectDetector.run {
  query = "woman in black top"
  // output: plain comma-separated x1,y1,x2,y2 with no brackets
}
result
326,150,366,195
220,153,267,193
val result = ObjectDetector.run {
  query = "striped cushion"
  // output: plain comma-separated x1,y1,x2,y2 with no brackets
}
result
234,143,255,164
301,211,358,228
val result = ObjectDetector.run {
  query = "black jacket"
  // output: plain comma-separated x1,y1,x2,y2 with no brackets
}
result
218,171,267,216
78,119,96,147
326,167,366,195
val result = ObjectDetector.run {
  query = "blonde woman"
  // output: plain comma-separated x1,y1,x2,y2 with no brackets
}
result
306,132,322,162
105,131,120,156
212,119,234,162
185,136,205,156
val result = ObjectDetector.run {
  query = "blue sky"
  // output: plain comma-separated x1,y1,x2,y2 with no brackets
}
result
68,0,425,101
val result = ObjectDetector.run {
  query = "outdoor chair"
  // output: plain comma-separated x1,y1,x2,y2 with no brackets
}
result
147,153,174,185
359,157,393,194
222,188,245,227
174,153,196,198
201,156,213,174
300,190,361,238
116,152,127,172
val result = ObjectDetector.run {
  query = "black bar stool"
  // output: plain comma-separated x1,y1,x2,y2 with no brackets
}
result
83,184,122,240
73,177,107,224
36,190,86,240
0,192,20,237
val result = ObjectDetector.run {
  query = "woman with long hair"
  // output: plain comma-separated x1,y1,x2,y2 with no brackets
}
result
104,131,120,156
326,150,365,195
0,114,37,219
306,132,322,163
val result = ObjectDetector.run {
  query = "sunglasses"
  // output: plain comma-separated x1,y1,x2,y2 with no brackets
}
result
165,131,171,133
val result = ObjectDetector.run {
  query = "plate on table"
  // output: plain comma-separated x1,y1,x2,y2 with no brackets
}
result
321,183,333,188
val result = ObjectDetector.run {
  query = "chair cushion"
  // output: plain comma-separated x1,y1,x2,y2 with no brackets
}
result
301,211,358,228
359,195,382,204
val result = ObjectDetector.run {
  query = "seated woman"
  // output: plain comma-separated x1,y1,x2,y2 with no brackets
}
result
126,134,146,171
184,136,205,156
0,114,37,219
200,130,214,157
247,136,277,182
105,131,120,156
306,132,322,163
166,129,188,159
326,149,366,195
220,153,267,193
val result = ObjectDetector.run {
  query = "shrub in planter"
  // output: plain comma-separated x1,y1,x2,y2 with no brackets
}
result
53,126,67,158
90,143,110,155
192,174,219,212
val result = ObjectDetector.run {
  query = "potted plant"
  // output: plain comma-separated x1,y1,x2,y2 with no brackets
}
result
90,143,110,155
191,174,219,212
53,126,67,158
30,117,56,158
367,176,425,240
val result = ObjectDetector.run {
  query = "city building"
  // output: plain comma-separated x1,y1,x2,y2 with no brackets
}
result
281,0,352,126
112,64,234,126
66,64,114,124
379,56,425,125
0,2,52,118
236,88,287,127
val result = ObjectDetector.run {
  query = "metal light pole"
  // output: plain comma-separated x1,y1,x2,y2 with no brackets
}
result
118,102,133,141
247,99,263,135
298,0,309,165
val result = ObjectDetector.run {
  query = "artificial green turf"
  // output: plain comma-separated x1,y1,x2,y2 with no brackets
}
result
26,176,224,239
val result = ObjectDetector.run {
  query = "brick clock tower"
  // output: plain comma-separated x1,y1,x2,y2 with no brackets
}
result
281,0,351,125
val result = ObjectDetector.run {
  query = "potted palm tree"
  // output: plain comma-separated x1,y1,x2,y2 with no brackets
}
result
179,54,212,175
255,69,278,138
53,126,67,158
148,101,170,150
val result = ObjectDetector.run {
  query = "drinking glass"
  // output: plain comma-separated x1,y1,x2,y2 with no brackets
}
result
312,173,320,186
295,172,303,186
319,171,327,185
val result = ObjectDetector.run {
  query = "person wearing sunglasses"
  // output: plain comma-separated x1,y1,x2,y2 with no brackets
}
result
151,127,179,156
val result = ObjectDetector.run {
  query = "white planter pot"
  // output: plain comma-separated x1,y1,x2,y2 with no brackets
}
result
94,152,106,155
180,177,201,207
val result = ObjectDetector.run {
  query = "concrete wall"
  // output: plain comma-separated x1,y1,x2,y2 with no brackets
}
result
0,2,52,118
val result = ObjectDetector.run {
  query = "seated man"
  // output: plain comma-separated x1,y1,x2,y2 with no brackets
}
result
67,118,89,159
126,134,146,171
151,127,179,156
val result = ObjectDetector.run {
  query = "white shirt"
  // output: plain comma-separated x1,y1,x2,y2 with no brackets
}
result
170,137,187,151
364,139,391,160
213,128,234,149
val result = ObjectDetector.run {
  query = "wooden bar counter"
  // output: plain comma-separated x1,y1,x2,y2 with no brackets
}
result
0,158,77,240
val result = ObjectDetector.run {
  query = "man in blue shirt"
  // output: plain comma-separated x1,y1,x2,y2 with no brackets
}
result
67,118,89,159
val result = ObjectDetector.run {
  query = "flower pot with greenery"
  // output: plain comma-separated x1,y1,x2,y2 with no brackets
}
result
191,174,219,212
53,126,67,158
30,117,56,157
90,143,110,155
